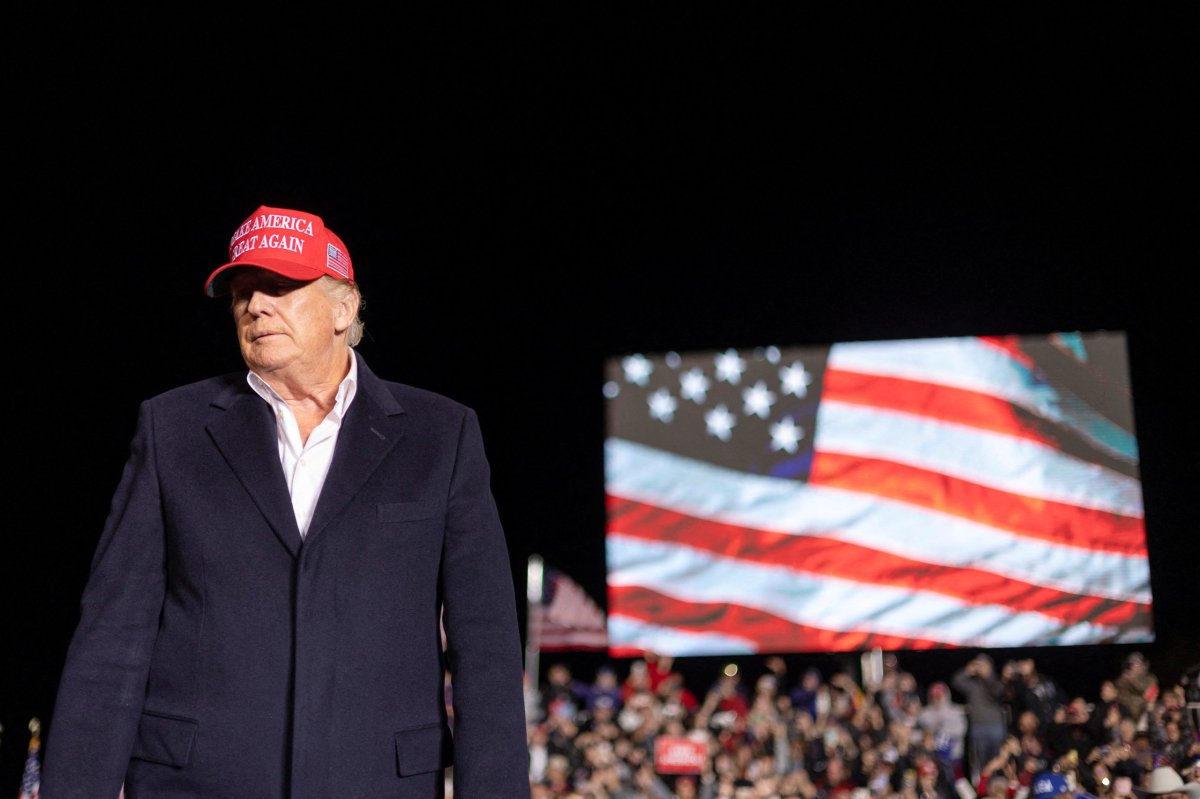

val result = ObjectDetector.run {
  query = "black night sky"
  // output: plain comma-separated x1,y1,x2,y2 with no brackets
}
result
4,7,1196,786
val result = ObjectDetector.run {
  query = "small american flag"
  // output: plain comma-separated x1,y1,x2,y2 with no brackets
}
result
326,243,351,278
529,565,608,651
604,332,1150,655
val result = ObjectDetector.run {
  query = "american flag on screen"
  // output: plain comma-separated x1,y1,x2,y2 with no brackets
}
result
603,332,1151,656
529,565,609,651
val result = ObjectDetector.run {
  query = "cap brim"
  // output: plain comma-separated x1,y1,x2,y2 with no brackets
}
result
204,258,327,297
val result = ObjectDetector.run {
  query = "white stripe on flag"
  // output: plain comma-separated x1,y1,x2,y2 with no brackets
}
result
827,337,1138,463
606,534,1138,648
606,438,1150,603
813,399,1143,517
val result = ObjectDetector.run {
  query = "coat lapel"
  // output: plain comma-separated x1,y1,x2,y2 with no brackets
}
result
207,378,303,558
303,352,406,546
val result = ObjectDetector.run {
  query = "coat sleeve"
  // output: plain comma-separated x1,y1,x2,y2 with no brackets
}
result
439,407,531,798
41,400,166,799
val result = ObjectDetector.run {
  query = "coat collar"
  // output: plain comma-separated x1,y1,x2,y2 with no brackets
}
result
206,350,406,558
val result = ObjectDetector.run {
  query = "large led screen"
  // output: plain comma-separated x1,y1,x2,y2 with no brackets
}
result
603,332,1151,655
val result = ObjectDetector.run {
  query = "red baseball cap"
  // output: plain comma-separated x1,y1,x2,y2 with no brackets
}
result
204,205,354,297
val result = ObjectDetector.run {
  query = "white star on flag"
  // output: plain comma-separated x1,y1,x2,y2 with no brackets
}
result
648,388,678,423
769,416,805,453
679,368,711,404
742,380,777,419
780,360,813,398
704,403,736,441
623,354,653,386
714,349,747,385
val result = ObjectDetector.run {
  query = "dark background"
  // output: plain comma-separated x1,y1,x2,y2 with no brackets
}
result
4,6,1197,787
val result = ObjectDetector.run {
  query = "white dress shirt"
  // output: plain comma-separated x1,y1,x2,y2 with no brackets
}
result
246,354,358,538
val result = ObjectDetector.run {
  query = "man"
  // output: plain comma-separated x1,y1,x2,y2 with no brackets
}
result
952,654,1009,785
41,205,530,797
1137,766,1200,799
1116,653,1158,724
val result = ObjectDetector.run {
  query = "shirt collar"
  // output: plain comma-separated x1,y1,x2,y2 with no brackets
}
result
246,351,359,418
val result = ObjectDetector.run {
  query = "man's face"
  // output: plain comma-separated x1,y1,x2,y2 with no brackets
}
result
230,269,345,376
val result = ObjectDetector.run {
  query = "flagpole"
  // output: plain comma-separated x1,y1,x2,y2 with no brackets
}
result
524,554,544,717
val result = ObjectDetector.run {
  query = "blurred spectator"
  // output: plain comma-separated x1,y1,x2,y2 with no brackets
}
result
1090,681,1129,745
977,735,1023,797
983,770,1015,799
541,661,583,722
644,652,676,693
914,755,954,799
816,754,857,799
794,667,825,721
1115,653,1158,724
1012,659,1067,729
1138,765,1199,799
576,665,624,713
623,659,654,704
703,667,752,734
917,681,967,778
1046,697,1100,762
1161,720,1192,771
953,653,1009,784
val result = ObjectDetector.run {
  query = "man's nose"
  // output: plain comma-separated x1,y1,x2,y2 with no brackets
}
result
246,290,274,315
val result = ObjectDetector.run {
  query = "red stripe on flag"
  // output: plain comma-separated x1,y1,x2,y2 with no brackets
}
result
609,585,955,652
607,495,1146,629
808,451,1147,557
822,369,1067,447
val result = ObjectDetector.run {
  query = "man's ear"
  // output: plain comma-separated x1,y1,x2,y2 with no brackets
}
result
333,292,358,334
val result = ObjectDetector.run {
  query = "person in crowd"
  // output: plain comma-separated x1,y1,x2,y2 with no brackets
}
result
1116,653,1158,724
1012,660,1067,729
976,736,1023,797
917,681,968,778
794,668,825,721
815,754,857,799
953,653,1010,784
577,665,625,714
914,756,954,799
983,770,1015,799
542,662,585,722
1046,697,1101,762
1090,682,1129,747
1110,774,1136,799
1138,765,1200,799
1161,720,1193,772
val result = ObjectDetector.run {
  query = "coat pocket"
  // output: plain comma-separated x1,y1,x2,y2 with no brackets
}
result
378,501,438,523
130,710,199,767
395,722,454,776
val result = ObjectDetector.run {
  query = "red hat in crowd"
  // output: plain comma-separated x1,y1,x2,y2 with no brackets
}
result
205,205,354,297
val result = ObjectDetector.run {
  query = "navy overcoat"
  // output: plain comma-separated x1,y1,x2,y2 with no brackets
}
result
42,351,530,798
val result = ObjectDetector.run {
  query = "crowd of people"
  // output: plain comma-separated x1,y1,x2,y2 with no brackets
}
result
523,652,1200,799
